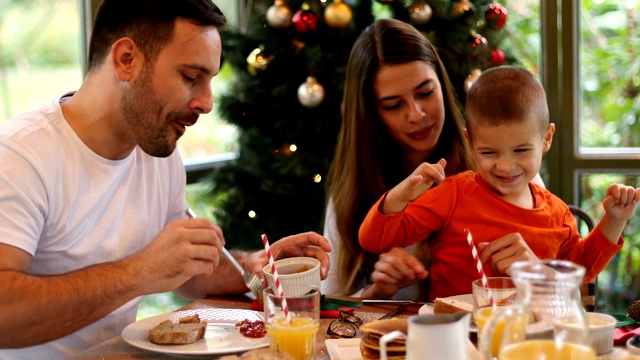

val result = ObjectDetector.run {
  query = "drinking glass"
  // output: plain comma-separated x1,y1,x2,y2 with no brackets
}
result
472,277,516,357
263,285,320,360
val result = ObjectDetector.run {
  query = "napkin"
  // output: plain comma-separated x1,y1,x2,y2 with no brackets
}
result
614,325,640,345
250,299,354,319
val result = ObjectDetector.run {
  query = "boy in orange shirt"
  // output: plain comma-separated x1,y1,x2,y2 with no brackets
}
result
358,66,640,301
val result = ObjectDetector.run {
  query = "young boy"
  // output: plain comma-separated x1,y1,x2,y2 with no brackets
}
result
358,66,640,301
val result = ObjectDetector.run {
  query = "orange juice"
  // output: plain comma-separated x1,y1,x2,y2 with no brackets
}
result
476,307,528,357
474,306,495,332
499,339,596,360
266,316,319,360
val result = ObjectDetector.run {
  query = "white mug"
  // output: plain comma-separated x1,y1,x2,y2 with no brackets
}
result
380,313,471,360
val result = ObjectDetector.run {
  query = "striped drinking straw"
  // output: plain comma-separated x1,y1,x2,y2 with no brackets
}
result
465,228,495,307
261,233,291,323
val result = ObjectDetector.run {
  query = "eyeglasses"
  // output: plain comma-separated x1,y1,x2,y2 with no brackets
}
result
327,310,363,339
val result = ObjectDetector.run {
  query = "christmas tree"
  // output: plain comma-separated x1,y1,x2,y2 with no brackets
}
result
209,0,512,249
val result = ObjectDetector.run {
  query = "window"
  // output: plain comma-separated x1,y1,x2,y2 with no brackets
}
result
542,0,640,313
0,0,83,122
573,1,640,313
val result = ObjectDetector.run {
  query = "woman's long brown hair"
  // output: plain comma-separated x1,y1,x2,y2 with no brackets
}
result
325,18,474,294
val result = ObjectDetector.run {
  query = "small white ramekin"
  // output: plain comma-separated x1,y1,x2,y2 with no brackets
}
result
263,257,321,297
627,334,640,356
586,312,616,355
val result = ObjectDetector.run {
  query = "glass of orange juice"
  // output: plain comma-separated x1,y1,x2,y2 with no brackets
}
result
472,277,516,356
263,285,320,360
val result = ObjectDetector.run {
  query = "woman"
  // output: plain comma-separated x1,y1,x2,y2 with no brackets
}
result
322,18,474,299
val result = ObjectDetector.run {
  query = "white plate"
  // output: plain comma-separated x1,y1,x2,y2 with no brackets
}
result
418,297,477,333
122,308,269,356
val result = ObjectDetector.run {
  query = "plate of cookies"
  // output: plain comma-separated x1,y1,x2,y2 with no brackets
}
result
122,308,269,356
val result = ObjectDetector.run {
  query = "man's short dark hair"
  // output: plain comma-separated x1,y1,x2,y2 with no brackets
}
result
87,0,226,72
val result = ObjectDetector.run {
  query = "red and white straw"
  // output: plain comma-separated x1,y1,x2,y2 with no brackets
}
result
465,228,495,307
262,233,291,323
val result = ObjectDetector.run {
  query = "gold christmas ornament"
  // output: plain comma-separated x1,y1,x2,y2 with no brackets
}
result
266,0,293,29
464,69,482,93
297,76,325,108
408,0,433,25
451,0,475,17
246,46,272,75
324,0,353,29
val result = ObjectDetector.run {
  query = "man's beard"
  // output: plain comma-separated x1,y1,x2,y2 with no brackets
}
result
120,68,197,158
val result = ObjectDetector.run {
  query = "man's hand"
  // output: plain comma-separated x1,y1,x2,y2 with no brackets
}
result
477,233,539,275
365,247,428,299
246,232,331,279
134,217,224,295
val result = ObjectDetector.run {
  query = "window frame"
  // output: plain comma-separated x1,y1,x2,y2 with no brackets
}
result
545,0,640,205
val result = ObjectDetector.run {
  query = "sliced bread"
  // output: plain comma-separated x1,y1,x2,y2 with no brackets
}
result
148,319,207,345
433,294,474,315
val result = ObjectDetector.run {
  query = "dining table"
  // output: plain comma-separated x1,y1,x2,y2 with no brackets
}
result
73,294,633,360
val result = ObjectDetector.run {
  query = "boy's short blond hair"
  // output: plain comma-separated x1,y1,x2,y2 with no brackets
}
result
465,66,549,136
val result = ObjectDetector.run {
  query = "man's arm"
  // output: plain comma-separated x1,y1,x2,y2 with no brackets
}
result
0,218,223,348
0,244,148,348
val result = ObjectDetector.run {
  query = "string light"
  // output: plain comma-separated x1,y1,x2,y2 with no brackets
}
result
248,210,257,219
289,144,297,152
313,174,322,183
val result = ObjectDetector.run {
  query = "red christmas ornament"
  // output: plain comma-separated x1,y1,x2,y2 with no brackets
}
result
485,3,508,30
293,7,318,33
490,48,505,66
469,32,489,55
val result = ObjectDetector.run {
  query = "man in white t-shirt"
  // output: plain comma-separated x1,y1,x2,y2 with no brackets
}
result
0,1,330,359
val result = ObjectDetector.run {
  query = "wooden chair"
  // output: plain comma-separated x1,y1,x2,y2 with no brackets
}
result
568,205,597,311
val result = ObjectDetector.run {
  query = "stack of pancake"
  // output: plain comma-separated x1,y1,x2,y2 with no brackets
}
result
359,318,408,360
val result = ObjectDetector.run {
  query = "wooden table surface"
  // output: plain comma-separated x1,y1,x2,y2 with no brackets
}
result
73,294,631,359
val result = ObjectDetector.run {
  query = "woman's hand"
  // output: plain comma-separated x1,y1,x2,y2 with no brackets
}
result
477,233,539,275
363,247,428,299
383,159,446,214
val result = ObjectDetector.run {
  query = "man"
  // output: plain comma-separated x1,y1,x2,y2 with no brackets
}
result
0,1,330,358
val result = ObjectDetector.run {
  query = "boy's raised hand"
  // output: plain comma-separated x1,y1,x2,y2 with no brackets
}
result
382,159,446,214
603,184,640,221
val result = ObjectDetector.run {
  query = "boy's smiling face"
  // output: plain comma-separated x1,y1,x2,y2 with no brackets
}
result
466,117,555,206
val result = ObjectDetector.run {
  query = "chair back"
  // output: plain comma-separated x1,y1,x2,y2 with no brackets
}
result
569,205,597,312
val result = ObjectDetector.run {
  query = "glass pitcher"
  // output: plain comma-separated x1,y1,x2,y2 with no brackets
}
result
479,259,596,360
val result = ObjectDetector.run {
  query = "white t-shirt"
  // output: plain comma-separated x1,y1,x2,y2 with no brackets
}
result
0,96,188,359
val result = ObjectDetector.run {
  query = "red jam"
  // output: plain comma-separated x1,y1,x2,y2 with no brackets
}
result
236,319,267,338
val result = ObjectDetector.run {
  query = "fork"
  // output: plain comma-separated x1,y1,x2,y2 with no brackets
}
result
186,208,264,299
220,247,264,299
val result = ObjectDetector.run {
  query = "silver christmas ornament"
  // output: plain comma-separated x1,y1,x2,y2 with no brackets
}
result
297,76,325,108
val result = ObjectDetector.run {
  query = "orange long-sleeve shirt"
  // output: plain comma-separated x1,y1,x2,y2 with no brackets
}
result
359,171,623,301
